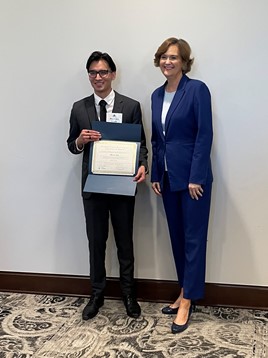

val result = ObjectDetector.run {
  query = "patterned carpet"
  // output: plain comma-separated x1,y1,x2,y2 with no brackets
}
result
0,292,267,357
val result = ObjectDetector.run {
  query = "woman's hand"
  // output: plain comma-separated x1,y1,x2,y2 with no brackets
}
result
188,183,203,200
152,182,161,196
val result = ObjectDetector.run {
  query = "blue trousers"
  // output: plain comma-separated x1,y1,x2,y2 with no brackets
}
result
162,173,212,300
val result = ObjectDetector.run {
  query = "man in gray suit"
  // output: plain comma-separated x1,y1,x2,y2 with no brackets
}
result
67,51,148,320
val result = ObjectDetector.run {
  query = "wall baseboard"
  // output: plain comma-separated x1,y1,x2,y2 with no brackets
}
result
0,271,267,310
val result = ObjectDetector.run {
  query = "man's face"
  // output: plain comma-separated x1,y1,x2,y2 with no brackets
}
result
88,59,116,98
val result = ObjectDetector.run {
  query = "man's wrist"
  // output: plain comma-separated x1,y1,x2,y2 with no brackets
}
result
75,139,84,151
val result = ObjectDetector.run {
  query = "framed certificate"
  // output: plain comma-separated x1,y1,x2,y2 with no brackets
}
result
84,122,141,196
91,140,138,176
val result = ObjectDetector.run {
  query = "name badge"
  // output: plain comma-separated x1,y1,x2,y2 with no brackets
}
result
106,113,123,123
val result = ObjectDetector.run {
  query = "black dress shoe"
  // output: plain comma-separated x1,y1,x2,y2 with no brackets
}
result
123,295,141,318
82,295,104,320
171,304,194,334
161,305,179,314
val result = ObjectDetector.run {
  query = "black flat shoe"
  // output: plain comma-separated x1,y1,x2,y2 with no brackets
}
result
123,295,141,318
82,295,104,320
171,304,194,334
161,305,179,314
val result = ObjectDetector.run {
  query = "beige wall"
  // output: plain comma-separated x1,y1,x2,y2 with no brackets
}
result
0,0,267,286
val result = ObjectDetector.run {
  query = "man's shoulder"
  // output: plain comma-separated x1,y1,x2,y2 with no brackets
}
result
72,94,94,108
115,91,140,106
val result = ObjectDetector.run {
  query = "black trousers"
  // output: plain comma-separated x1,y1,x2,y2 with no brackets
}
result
83,193,135,297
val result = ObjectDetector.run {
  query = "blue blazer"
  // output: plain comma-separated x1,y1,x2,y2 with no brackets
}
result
151,74,213,191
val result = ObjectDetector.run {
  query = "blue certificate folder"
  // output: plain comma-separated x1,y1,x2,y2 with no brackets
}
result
83,121,141,196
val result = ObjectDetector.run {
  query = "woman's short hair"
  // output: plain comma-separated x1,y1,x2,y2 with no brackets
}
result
154,37,194,74
86,51,116,72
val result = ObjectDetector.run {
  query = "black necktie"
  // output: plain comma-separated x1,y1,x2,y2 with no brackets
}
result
99,100,107,121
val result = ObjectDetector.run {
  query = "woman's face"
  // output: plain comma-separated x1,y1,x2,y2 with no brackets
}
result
159,44,183,80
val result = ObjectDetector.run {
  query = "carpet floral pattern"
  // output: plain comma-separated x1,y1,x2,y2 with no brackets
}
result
0,292,267,357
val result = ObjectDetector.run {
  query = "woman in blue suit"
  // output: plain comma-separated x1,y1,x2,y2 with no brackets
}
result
151,37,213,333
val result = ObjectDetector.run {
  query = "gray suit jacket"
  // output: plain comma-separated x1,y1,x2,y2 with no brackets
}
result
67,91,148,198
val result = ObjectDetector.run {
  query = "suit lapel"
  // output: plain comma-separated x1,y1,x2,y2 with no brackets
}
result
153,85,165,139
112,92,124,120
85,95,97,125
165,75,188,133
85,92,124,125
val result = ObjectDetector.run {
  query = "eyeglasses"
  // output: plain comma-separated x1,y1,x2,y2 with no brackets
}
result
88,70,112,78
160,55,180,61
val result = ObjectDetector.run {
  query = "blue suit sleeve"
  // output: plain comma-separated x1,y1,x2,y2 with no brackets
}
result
189,83,213,184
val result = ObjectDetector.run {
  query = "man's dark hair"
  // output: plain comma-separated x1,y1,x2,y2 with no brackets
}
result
86,51,116,72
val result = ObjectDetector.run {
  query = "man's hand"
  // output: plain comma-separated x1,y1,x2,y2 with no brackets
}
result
188,183,203,200
134,165,146,183
152,182,161,196
76,129,101,149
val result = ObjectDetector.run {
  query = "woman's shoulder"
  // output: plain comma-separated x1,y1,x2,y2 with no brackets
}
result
185,77,211,97
151,83,165,98
186,77,208,89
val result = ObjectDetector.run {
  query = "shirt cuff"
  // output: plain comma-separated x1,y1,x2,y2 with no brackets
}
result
75,139,84,152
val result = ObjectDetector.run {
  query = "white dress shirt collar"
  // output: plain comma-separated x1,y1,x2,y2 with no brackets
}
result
94,90,115,107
